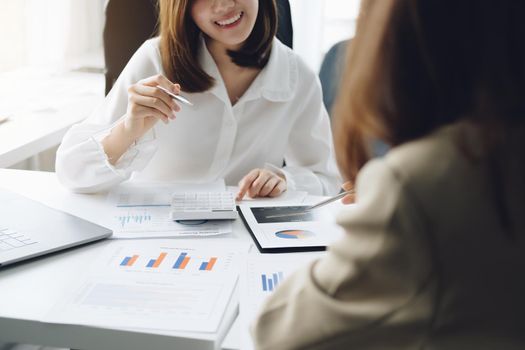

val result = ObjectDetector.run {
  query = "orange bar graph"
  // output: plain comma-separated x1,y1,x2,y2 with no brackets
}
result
127,255,139,266
152,252,167,268
179,256,191,269
205,257,218,271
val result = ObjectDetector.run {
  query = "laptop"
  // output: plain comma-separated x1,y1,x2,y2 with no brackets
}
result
0,188,112,267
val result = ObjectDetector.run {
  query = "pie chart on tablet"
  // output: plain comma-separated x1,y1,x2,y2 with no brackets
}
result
275,229,315,239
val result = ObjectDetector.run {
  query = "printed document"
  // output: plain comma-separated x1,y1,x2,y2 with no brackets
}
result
46,239,248,333
107,181,232,238
239,252,323,349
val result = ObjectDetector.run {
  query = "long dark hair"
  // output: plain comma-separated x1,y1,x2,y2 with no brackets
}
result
158,0,277,93
334,0,525,230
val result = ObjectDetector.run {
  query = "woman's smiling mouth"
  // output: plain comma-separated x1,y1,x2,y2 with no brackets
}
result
215,11,244,28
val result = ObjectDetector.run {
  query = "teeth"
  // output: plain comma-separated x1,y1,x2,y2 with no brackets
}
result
216,12,242,26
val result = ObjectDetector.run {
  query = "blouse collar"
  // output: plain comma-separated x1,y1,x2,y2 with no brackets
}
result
198,36,297,104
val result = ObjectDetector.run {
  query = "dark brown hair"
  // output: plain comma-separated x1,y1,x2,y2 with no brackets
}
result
158,0,277,93
334,0,525,183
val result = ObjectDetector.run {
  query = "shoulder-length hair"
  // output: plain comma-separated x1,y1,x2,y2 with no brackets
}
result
158,0,277,93
334,0,525,183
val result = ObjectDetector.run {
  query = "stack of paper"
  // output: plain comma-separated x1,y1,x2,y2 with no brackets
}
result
46,239,248,334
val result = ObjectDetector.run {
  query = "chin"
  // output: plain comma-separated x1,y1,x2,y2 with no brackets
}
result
209,31,251,49
223,37,250,48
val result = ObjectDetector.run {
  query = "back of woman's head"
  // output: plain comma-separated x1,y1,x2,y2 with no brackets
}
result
334,0,525,181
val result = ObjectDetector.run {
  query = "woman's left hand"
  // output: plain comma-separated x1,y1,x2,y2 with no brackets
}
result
341,181,355,204
236,169,287,201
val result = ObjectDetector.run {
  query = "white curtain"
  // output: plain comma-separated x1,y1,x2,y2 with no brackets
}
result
289,0,325,71
26,0,105,69
0,0,105,72
288,0,360,73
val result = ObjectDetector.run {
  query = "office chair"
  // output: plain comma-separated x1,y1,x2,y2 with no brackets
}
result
319,39,349,117
275,0,293,50
103,0,294,96
103,0,158,96
319,39,389,157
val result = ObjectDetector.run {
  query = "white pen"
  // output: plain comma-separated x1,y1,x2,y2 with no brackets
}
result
306,190,354,211
262,190,355,219
157,85,194,106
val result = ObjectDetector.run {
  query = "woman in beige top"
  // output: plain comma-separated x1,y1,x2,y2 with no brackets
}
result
252,0,525,349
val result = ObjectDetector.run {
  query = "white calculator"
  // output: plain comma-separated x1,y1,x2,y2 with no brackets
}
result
170,192,238,220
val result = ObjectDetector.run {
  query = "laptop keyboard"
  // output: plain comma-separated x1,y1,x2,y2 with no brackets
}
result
0,227,38,252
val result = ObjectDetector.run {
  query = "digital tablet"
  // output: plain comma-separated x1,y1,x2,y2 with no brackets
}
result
237,205,344,253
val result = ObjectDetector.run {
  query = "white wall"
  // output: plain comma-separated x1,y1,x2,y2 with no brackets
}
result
0,0,29,72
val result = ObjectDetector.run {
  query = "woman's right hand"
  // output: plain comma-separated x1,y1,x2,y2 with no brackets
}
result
124,74,181,140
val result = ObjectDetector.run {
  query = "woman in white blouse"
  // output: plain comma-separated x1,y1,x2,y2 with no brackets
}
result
56,0,341,196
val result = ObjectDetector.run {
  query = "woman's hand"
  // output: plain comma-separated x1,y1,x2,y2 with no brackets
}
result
341,181,355,204
124,74,181,140
236,169,287,201
102,75,181,165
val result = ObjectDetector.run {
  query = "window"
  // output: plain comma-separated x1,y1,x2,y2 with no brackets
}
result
289,0,360,71
0,0,105,73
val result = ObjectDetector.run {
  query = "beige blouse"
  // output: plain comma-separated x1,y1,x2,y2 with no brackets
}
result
252,122,525,349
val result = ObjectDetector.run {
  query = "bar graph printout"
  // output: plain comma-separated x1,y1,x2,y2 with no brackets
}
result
240,252,323,350
46,240,248,333
106,181,232,238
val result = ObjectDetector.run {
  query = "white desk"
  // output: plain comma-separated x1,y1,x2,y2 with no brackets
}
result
0,169,343,350
0,169,246,350
0,70,104,168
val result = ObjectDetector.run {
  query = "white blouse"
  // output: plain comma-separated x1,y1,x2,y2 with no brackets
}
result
56,38,342,195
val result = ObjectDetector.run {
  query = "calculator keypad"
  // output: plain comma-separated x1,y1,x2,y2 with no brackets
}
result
171,192,237,220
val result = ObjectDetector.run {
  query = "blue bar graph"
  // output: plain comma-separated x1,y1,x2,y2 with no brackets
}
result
262,275,268,291
173,252,187,269
146,259,156,267
261,272,285,292
117,213,152,228
199,262,208,270
120,257,131,266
